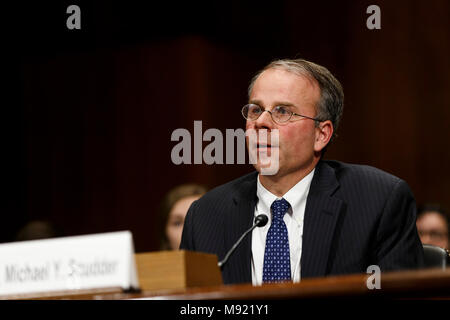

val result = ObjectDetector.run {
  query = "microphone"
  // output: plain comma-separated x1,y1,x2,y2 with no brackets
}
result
217,214,269,268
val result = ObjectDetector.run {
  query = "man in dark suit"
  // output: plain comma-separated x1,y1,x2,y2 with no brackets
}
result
180,58,424,285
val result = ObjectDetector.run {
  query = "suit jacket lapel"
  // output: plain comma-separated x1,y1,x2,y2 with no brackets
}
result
225,172,258,284
301,161,344,278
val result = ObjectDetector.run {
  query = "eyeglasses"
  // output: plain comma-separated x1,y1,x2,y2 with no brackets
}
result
418,230,449,241
242,104,323,124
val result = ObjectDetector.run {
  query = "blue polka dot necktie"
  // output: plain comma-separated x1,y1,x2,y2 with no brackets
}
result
263,198,291,283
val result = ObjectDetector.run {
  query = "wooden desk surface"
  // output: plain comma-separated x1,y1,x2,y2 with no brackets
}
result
4,268,450,300
79,268,450,300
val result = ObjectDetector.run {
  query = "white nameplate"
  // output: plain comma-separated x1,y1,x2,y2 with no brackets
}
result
0,231,138,297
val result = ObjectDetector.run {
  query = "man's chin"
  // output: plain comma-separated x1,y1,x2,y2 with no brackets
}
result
253,160,280,176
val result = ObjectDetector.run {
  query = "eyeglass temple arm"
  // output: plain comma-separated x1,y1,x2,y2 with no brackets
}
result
292,112,322,122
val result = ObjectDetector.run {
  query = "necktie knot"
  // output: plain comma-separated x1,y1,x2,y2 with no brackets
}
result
271,198,291,222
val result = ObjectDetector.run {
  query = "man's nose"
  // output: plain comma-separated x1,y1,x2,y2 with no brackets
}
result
254,110,274,129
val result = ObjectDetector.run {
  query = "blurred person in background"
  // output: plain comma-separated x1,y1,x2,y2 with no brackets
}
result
15,220,61,241
158,183,207,250
416,204,450,250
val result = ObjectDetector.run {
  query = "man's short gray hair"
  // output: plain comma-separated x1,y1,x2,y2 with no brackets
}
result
248,58,344,141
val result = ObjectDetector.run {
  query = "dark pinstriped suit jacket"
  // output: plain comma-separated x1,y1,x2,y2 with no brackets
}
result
180,160,424,284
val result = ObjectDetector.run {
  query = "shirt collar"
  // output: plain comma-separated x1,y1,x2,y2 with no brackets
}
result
256,169,315,224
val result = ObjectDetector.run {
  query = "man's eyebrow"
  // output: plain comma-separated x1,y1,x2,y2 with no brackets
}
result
248,99,263,106
248,100,297,108
274,102,296,108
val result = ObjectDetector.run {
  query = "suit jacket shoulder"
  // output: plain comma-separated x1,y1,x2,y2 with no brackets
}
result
320,160,414,226
198,171,258,208
180,170,258,283
302,160,423,277
324,160,402,186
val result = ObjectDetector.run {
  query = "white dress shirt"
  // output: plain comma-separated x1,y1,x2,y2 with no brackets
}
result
251,169,315,285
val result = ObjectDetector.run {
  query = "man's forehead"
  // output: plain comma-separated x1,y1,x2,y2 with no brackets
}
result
258,67,318,86
250,68,320,104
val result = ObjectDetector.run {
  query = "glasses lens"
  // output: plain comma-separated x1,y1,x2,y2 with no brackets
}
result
243,104,262,120
430,231,447,240
272,106,292,123
419,230,448,240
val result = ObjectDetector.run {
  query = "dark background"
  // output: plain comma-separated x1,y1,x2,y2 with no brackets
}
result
2,1,449,252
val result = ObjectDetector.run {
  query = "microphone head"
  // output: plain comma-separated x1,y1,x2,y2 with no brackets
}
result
254,214,268,227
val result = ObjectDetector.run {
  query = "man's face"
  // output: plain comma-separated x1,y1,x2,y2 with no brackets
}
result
416,212,449,249
246,68,324,177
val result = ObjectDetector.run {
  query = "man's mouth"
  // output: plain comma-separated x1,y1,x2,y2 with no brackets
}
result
255,142,279,148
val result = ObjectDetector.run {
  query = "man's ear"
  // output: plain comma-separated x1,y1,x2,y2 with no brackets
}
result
314,120,333,153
